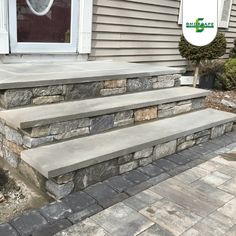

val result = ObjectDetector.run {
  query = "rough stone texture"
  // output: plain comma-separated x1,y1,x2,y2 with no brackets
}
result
5,126,23,146
53,128,89,141
65,82,102,100
23,136,54,148
49,119,90,135
117,154,134,165
211,125,226,139
134,107,157,122
154,140,177,160
46,180,74,200
74,160,118,190
32,86,64,97
174,103,192,115
139,156,153,167
127,78,153,92
3,147,20,168
225,122,233,133
40,201,72,223
32,96,64,105
119,161,138,174
2,89,33,108
114,111,134,127
153,75,175,89
104,79,126,88
192,97,205,110
105,175,135,192
3,139,24,155
177,140,196,152
31,126,50,138
90,114,114,134
100,87,126,96
53,172,75,185
134,147,153,160
11,210,48,236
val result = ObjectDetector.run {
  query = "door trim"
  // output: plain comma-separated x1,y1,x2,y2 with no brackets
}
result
9,0,79,54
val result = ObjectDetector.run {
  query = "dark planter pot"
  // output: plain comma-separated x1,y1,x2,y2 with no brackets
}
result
199,74,215,89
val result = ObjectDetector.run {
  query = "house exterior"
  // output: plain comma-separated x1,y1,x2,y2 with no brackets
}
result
0,0,235,66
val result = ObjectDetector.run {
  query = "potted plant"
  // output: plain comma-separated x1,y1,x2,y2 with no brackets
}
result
179,33,227,88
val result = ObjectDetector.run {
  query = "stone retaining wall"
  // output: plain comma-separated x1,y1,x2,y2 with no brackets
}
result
0,97,206,170
20,122,235,199
0,74,181,109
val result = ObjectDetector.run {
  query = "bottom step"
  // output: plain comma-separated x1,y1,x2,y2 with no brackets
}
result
21,109,236,198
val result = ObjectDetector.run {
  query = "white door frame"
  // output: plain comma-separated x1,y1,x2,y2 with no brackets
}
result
9,0,80,54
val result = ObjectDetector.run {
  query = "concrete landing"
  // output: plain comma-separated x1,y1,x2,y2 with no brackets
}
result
0,61,184,89
0,87,209,129
21,109,236,178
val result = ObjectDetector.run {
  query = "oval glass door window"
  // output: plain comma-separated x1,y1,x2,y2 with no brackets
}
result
26,0,54,16
17,0,71,43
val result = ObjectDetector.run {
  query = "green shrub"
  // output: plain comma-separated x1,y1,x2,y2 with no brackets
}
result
215,58,236,90
179,33,227,87
229,39,236,58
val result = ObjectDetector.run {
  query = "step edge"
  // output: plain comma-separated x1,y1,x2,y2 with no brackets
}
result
21,110,236,178
1,89,210,130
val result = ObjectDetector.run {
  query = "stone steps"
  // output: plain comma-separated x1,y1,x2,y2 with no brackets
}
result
0,61,184,109
20,108,236,198
0,87,209,148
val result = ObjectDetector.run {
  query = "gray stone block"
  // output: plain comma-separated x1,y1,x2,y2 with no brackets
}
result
5,126,23,146
32,96,64,105
153,158,179,171
154,140,177,160
90,114,114,134
31,126,50,138
119,161,138,174
32,219,72,236
98,193,129,208
147,173,171,186
123,170,149,184
105,175,135,192
167,164,191,176
134,147,153,160
125,181,153,196
46,180,74,200
65,82,102,100
100,87,126,96
177,140,196,152
153,75,175,88
138,164,164,177
3,89,33,108
39,201,72,223
11,210,47,236
67,204,103,224
192,97,205,110
167,153,193,165
0,223,19,236
23,136,54,148
74,160,118,190
139,156,153,166
53,172,75,185
53,127,89,141
3,147,20,168
84,182,118,202
32,85,64,97
211,125,225,139
62,191,96,212
127,78,153,92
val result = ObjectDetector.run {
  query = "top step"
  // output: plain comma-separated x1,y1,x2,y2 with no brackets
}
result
0,61,184,89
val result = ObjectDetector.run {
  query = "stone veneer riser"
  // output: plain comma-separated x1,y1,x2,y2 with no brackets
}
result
0,97,205,163
1,121,235,200
0,74,181,109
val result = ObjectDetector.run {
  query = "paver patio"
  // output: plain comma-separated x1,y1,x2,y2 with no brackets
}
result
1,132,236,236
54,135,236,236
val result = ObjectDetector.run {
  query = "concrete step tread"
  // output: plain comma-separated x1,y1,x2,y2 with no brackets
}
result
0,87,210,129
21,108,236,178
0,61,184,89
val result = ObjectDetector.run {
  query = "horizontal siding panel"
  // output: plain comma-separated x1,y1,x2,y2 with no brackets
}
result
90,0,236,67
93,15,179,29
94,0,178,15
93,24,182,35
93,6,178,22
92,41,179,49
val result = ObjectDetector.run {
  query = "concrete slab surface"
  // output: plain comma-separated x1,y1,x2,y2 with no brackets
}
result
21,109,236,178
0,87,210,129
0,61,185,89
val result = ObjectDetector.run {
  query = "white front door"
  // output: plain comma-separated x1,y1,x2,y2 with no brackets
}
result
9,0,79,53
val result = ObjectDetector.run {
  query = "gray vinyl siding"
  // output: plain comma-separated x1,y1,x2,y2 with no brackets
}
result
90,0,236,67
